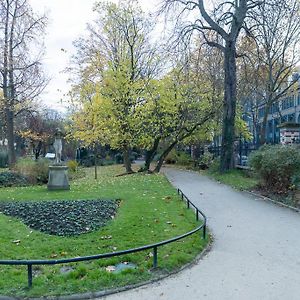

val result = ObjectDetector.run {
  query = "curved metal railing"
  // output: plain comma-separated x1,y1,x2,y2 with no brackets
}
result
0,188,207,288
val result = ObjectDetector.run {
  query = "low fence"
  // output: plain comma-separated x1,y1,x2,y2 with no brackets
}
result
208,143,259,166
0,189,206,289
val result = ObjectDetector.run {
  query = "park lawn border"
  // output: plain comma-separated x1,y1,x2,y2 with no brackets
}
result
0,165,210,298
0,235,212,300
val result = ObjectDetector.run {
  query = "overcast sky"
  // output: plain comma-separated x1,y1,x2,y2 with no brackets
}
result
29,0,160,112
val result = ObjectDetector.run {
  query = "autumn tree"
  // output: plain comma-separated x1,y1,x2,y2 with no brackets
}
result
162,0,262,172
19,109,63,159
0,0,48,167
70,1,159,174
247,0,300,144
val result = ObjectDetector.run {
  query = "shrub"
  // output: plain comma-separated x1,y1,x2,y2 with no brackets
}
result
0,171,28,187
164,149,177,164
199,152,214,169
67,160,79,172
0,150,8,168
208,158,220,173
14,158,50,184
249,145,300,194
176,151,192,166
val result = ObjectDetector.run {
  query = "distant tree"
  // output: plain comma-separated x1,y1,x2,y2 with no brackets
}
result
19,109,63,159
248,0,300,144
0,0,48,167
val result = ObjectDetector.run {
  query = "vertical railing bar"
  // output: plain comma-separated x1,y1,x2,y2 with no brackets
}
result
153,246,158,268
27,264,33,288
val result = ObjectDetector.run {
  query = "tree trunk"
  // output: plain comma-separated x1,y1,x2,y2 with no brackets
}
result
94,144,98,180
139,138,160,172
153,141,177,173
220,41,237,173
5,108,16,167
260,102,271,145
123,145,133,173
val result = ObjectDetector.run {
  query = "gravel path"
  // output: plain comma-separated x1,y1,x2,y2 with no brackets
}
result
102,168,300,300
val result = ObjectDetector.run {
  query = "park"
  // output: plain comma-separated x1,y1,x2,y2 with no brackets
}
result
1,0,300,299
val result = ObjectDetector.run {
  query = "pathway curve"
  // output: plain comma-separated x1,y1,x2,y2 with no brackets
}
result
102,168,300,300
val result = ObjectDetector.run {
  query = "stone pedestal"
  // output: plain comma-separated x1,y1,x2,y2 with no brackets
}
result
47,165,70,190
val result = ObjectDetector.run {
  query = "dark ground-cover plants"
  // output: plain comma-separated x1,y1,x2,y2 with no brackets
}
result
249,145,300,195
0,171,28,187
0,199,119,236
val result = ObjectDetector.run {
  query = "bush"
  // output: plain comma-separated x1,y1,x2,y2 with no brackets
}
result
67,160,79,172
249,145,300,194
0,171,28,187
176,151,192,166
164,149,177,164
199,152,214,169
14,158,50,184
208,158,220,173
0,150,8,168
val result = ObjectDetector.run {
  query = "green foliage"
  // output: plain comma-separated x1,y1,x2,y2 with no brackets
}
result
249,145,300,194
175,151,192,166
67,160,79,172
0,171,28,187
199,152,214,169
164,149,177,164
0,150,8,168
14,158,49,184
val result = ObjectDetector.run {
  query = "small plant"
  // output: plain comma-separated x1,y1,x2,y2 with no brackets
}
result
0,171,28,187
249,145,300,194
67,160,79,172
199,152,214,169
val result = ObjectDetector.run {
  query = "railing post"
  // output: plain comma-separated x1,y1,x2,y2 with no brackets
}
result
153,246,158,268
187,199,190,209
27,264,33,288
196,209,199,221
202,224,206,240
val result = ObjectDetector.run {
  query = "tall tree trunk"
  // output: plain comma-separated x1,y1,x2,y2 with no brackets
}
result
220,41,237,172
5,108,16,166
153,141,177,173
123,144,133,173
139,138,160,172
260,102,271,145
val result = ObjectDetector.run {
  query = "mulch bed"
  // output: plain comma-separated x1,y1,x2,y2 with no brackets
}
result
0,199,120,236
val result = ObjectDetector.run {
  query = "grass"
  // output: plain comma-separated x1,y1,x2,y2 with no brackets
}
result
0,165,208,297
205,168,259,191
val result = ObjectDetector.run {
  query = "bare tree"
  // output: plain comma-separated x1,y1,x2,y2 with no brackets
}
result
247,0,300,144
163,0,261,171
0,0,48,166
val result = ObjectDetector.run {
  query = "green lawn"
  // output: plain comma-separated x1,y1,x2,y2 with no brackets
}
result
0,165,208,297
205,168,258,191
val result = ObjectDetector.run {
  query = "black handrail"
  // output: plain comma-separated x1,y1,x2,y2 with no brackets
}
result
0,188,207,289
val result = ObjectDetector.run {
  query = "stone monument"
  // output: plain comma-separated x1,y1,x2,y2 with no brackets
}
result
47,129,70,190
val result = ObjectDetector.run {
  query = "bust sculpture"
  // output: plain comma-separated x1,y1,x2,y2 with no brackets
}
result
53,128,63,164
